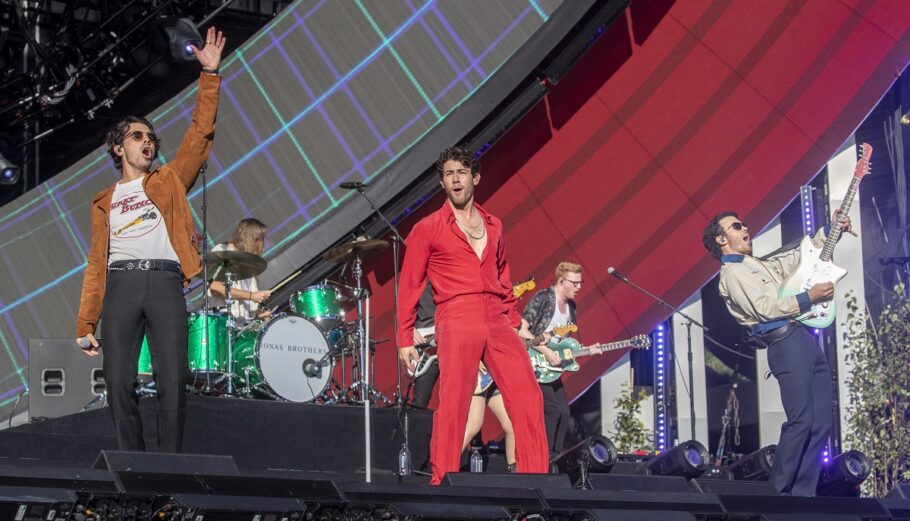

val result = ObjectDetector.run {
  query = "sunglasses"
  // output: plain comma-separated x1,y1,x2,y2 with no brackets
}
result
723,221,747,232
125,130,159,144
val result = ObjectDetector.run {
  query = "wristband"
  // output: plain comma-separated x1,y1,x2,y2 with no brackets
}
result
202,67,219,75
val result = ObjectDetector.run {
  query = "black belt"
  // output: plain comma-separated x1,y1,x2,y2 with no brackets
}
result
755,321,798,343
108,259,181,273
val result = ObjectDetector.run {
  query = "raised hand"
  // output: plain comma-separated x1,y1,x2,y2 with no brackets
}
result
192,26,226,70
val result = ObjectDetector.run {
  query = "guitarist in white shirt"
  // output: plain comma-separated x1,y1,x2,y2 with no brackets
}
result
519,262,600,456
704,210,855,496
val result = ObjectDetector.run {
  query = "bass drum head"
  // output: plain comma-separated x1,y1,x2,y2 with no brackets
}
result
255,314,332,402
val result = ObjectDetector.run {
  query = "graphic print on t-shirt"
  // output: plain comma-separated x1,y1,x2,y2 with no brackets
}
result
110,187,162,239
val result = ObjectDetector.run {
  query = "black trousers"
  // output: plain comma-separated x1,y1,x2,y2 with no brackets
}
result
100,268,188,452
540,379,574,456
410,360,439,408
766,327,833,496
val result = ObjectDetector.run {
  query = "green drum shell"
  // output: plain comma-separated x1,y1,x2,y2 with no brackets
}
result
136,311,228,375
233,320,266,387
138,337,152,375
289,285,341,322
187,311,228,372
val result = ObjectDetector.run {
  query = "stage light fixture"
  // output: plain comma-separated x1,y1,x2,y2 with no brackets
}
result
0,152,19,186
161,17,203,62
551,435,618,487
645,439,710,479
816,450,871,497
721,445,775,481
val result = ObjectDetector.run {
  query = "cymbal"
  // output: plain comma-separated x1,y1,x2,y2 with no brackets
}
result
323,239,389,263
206,250,267,281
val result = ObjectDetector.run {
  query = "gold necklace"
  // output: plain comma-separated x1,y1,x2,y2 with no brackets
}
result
458,220,486,240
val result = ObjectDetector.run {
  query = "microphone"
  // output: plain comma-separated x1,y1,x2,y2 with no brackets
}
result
302,359,321,378
607,266,629,282
339,181,369,190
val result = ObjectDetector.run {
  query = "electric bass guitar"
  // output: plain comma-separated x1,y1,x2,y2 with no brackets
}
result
779,143,872,328
408,277,537,377
529,334,651,384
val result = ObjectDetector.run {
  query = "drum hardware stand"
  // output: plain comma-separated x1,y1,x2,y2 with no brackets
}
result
82,389,107,411
222,271,237,396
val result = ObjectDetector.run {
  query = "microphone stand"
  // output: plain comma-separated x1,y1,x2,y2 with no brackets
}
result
609,268,736,443
199,162,212,394
350,185,408,478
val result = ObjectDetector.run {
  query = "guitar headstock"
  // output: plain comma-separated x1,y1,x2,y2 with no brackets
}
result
513,278,536,299
854,142,873,180
552,323,578,337
630,334,651,349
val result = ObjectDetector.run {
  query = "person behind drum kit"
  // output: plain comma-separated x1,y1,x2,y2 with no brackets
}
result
74,27,226,453
397,145,548,484
209,218,272,324
519,262,600,457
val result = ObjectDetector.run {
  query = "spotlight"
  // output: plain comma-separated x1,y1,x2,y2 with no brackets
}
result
816,450,871,497
551,435,618,487
645,440,709,479
0,151,20,186
721,445,776,481
161,17,203,61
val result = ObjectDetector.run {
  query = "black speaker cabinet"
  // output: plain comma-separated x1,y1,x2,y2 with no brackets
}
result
28,339,105,419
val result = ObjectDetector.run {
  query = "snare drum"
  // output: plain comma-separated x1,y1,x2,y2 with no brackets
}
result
232,314,334,402
289,285,342,327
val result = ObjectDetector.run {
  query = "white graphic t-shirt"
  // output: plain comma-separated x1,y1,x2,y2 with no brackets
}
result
108,176,178,264
546,301,572,334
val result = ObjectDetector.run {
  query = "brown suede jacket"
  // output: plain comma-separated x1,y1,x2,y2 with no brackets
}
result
75,73,221,338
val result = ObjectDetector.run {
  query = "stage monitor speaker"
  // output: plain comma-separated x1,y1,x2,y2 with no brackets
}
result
94,450,241,495
586,473,692,492
93,450,240,476
691,479,778,496
28,339,105,419
442,472,572,489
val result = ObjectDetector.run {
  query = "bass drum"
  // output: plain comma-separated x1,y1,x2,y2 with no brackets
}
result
233,314,334,402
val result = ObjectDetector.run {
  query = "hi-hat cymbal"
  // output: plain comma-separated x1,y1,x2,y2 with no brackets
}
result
323,239,389,263
206,250,267,281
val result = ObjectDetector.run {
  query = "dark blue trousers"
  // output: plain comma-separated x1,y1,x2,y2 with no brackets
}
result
766,327,833,496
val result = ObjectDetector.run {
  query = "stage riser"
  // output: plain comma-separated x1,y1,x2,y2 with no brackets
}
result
0,395,433,474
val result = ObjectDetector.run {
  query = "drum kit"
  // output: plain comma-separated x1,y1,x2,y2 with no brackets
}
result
137,238,391,404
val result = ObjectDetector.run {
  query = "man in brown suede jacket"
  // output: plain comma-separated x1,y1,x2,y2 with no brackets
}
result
75,27,225,452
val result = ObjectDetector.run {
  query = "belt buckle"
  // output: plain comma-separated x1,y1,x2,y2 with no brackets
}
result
138,259,151,271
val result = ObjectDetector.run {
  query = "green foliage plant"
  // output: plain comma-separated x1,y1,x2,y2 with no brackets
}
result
842,289,910,496
608,383,653,453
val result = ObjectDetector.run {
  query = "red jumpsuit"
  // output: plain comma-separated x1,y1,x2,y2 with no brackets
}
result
397,202,549,484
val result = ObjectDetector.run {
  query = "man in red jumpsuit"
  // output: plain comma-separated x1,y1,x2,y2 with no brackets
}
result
397,146,549,484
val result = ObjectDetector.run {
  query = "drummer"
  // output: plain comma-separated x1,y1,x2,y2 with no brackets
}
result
209,218,272,324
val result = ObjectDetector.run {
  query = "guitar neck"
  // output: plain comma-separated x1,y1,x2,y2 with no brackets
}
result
820,176,860,261
569,340,632,358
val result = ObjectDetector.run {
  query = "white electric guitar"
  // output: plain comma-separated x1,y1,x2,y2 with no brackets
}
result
778,143,871,328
